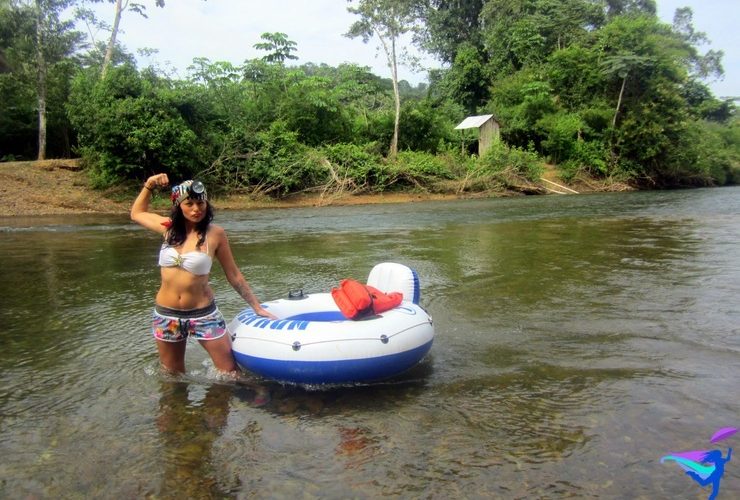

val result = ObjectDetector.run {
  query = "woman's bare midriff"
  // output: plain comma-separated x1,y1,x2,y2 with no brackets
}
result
156,268,215,309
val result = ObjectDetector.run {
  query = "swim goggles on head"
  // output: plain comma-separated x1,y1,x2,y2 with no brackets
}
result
171,180,207,206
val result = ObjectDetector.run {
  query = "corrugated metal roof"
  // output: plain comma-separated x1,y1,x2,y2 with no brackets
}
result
454,114,495,130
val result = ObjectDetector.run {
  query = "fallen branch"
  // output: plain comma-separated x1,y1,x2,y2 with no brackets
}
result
540,177,579,194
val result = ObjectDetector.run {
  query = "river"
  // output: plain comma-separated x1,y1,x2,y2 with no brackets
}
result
1,187,738,498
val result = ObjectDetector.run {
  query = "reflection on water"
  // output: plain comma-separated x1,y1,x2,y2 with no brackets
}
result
155,381,233,498
1,188,739,498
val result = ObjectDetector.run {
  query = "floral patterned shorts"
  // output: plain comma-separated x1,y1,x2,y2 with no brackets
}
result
152,302,227,342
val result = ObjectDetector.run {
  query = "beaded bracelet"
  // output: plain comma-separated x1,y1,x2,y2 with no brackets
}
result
143,184,154,191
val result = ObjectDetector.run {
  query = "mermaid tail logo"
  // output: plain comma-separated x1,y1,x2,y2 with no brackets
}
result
661,451,715,478
661,427,736,500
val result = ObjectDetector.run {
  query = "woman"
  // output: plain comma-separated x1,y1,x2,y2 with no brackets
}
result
131,173,276,376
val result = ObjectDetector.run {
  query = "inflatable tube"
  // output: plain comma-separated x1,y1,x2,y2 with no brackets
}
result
229,263,434,385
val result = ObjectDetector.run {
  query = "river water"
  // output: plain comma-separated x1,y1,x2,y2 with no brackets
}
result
1,188,738,498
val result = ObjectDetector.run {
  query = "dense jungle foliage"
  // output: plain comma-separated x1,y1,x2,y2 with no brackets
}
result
1,0,737,197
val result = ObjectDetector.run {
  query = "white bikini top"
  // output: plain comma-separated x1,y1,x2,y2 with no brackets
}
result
158,235,212,276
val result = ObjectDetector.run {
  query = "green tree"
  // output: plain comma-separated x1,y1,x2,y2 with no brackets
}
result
598,52,651,128
671,7,723,81
604,0,655,18
77,0,166,78
474,1,735,185
34,0,82,159
480,0,605,79
434,41,490,114
546,45,605,109
595,14,697,178
253,32,298,64
323,63,392,140
346,0,419,159
398,98,456,153
413,1,494,112
1,0,36,158
67,64,202,185
414,0,485,65
1,0,81,160
279,73,354,146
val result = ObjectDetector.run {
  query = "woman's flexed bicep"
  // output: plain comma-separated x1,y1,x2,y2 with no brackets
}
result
131,173,170,234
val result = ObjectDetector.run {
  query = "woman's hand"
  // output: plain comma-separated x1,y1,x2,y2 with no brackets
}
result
145,173,169,190
254,306,278,320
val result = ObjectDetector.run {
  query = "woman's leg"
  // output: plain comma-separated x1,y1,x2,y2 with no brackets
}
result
200,335,270,405
156,339,187,374
199,334,238,375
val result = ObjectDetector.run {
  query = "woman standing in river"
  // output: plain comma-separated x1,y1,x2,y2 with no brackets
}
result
131,173,276,376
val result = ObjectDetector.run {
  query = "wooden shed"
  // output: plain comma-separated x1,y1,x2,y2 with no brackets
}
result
454,114,500,156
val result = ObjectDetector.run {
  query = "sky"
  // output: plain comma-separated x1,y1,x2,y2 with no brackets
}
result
78,0,738,98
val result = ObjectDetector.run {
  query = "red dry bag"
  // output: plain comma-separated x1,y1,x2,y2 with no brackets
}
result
366,285,403,314
331,279,403,320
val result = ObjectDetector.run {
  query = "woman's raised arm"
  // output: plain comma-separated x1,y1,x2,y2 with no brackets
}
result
131,173,170,234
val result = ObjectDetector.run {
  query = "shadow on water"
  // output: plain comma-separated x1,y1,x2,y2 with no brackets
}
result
146,364,437,498
154,381,234,499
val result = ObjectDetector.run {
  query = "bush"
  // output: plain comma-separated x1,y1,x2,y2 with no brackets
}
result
559,140,609,181
321,142,386,191
656,119,740,187
454,141,544,192
475,141,544,181
388,151,455,191
67,66,203,187
398,100,457,153
537,112,584,163
239,121,326,196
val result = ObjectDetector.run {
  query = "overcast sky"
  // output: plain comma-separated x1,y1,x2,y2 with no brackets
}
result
79,0,737,98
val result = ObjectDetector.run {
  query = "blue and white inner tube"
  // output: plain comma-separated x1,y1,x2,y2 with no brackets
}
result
229,263,434,385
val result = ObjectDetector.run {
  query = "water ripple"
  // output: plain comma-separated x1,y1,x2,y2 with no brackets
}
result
2,188,740,498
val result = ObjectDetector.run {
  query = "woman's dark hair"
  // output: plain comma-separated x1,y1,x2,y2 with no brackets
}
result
165,201,214,248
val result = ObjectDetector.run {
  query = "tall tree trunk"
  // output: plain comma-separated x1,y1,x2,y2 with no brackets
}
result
35,0,47,161
608,75,628,176
389,36,399,159
101,0,124,79
612,75,627,128
376,27,399,159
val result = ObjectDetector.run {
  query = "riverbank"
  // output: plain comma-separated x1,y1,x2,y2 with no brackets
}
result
0,159,623,217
